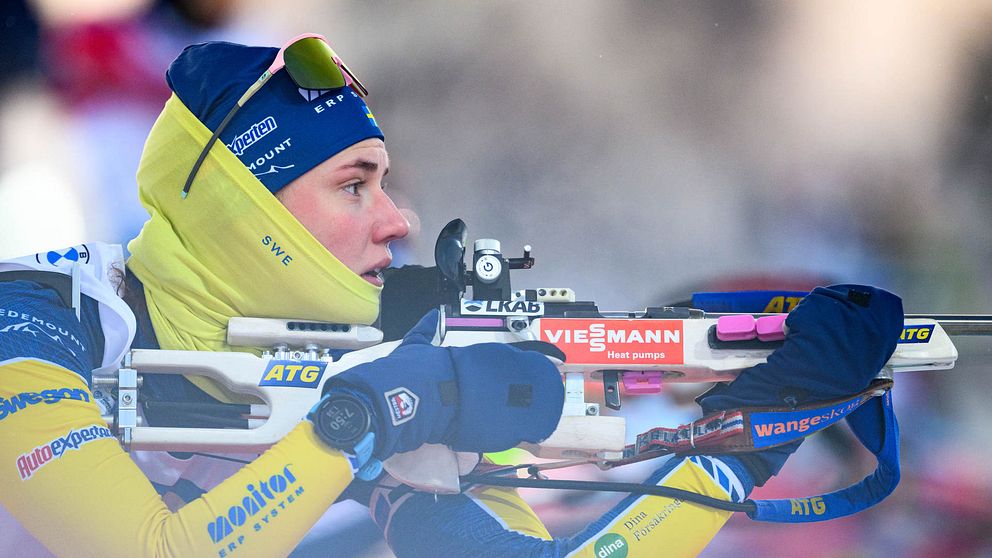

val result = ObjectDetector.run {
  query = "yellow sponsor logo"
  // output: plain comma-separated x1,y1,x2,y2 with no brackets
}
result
259,361,326,388
899,325,933,343
790,496,826,516
762,296,803,313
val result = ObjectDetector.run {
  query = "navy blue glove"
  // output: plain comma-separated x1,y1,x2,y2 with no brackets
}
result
325,310,564,461
697,284,903,484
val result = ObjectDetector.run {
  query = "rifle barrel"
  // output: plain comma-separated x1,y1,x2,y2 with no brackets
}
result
906,315,992,335
707,313,992,336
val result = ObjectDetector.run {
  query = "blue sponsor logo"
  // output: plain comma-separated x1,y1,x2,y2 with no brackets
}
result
0,388,90,421
35,244,90,266
207,464,302,548
258,361,326,388
899,324,934,344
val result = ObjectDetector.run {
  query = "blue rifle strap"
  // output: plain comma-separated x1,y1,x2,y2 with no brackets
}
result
746,391,899,522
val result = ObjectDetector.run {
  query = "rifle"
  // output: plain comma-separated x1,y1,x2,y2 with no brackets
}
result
93,219,991,515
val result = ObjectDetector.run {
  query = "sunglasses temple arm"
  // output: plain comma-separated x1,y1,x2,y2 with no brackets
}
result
181,107,235,199
237,72,273,106
181,74,273,199
340,63,368,97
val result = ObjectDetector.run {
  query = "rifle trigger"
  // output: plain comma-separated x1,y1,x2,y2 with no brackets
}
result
603,371,622,411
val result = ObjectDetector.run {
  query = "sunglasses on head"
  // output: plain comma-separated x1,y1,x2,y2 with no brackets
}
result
181,33,368,198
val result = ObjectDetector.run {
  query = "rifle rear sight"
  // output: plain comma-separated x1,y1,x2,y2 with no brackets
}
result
379,218,538,340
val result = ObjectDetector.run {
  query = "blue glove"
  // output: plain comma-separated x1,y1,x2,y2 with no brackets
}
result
325,310,565,461
697,284,903,484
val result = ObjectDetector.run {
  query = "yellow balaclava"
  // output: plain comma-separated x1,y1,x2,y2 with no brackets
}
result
127,94,381,400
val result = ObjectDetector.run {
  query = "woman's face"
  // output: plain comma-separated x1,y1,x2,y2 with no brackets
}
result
275,138,409,286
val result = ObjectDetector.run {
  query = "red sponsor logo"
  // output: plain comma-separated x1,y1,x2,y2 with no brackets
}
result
538,319,684,365
16,424,114,480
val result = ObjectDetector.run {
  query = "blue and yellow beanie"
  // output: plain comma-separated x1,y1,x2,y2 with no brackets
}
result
165,41,383,193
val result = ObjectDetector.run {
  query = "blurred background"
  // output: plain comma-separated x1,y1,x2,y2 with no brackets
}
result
2,0,992,556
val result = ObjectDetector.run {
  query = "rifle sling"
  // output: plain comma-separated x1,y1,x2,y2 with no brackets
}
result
607,379,893,468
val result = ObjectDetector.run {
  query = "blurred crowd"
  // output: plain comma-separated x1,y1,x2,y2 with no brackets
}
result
2,1,992,556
